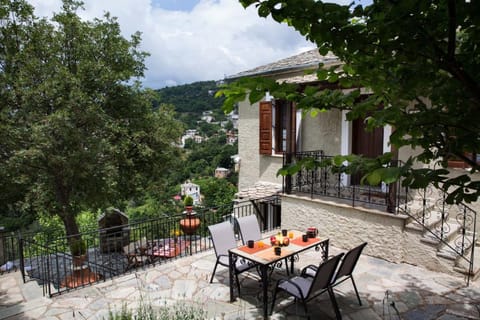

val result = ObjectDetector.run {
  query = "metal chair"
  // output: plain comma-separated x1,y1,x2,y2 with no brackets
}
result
303,242,368,306
234,215,263,244
271,253,344,319
235,215,290,274
208,221,257,296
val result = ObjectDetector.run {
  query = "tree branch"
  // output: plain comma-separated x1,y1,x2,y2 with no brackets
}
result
447,0,456,60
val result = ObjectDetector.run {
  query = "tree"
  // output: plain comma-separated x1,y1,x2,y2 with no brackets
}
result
0,0,182,237
195,177,237,209
219,0,480,204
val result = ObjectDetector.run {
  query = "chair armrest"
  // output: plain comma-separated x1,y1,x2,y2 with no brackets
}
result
278,278,306,300
300,264,318,278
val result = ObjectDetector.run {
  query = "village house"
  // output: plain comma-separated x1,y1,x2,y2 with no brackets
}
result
227,48,479,280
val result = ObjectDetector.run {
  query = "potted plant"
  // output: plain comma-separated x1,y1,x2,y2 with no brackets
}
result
180,195,200,235
184,195,194,214
70,238,88,267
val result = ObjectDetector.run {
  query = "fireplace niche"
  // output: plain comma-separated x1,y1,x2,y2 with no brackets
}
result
98,208,130,253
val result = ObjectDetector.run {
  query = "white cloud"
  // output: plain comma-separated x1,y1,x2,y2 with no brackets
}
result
29,0,315,89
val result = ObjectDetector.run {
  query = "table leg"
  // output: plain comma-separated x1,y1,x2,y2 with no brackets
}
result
229,251,236,302
323,239,329,261
261,265,269,319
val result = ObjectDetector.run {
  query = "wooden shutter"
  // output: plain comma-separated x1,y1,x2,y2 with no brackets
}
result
259,101,272,155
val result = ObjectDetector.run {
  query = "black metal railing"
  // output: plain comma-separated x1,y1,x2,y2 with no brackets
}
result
283,151,408,214
398,187,477,285
16,196,281,296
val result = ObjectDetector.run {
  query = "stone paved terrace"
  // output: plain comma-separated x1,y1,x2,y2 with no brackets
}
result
1,245,480,320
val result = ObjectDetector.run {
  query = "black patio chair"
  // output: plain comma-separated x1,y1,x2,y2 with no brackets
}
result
208,221,258,296
303,242,368,306
234,215,289,275
270,253,344,320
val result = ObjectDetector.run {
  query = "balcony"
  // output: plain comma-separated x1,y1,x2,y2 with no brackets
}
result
283,150,408,214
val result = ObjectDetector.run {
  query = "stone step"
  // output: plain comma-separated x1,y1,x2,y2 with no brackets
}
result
437,232,475,261
405,210,443,232
403,198,438,226
453,243,480,281
420,220,462,246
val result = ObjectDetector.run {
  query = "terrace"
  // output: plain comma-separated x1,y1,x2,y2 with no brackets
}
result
1,193,479,319
1,237,480,319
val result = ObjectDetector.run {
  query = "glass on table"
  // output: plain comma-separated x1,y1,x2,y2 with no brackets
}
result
288,231,294,239
257,241,265,248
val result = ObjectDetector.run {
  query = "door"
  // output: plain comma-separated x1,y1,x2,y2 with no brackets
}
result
351,117,384,185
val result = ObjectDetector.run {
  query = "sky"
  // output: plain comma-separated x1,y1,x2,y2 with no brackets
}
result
28,0,358,89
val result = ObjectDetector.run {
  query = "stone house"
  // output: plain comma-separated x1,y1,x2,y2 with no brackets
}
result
226,49,479,281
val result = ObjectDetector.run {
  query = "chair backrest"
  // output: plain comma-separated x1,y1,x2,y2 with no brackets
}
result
208,221,238,258
309,253,344,296
235,215,262,244
334,242,368,281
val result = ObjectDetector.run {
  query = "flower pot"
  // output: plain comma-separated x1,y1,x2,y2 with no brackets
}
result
72,253,88,267
179,216,201,235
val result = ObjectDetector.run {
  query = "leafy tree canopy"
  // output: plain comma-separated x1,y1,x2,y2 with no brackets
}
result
218,0,480,204
156,81,224,115
0,0,182,235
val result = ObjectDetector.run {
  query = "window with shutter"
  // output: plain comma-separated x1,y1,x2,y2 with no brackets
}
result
259,101,272,155
259,100,297,155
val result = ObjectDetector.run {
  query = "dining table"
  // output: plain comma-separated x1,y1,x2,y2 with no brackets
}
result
228,229,329,319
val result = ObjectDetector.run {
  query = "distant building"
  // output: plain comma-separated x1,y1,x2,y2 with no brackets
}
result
201,115,215,123
215,167,229,179
231,154,241,173
227,112,239,129
180,129,204,147
180,181,201,205
226,130,237,145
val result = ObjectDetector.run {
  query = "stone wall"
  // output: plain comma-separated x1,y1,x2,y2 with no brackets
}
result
280,194,461,277
237,99,285,190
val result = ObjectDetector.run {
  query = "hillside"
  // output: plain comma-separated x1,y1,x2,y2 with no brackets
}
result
155,80,224,115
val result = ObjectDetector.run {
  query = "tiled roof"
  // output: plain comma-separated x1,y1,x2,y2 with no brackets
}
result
227,49,339,80
235,182,282,200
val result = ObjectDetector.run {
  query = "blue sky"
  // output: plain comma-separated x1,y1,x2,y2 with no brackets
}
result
153,0,201,11
29,0,368,89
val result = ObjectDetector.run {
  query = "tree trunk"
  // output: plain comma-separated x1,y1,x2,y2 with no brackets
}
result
61,210,80,238
54,174,80,238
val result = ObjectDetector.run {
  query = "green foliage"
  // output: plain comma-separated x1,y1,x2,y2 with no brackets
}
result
172,136,237,183
70,238,86,256
77,210,100,233
156,81,225,115
225,0,480,204
0,0,182,235
195,177,237,209
32,213,66,247
183,195,194,207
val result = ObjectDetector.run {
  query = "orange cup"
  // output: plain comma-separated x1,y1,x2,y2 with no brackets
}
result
288,232,294,239
257,241,265,248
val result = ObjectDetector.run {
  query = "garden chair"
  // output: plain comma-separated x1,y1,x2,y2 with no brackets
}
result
302,242,368,306
208,221,258,296
271,253,344,320
235,215,289,274
123,237,150,271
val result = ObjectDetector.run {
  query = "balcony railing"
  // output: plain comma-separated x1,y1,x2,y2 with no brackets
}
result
13,196,281,297
283,150,409,214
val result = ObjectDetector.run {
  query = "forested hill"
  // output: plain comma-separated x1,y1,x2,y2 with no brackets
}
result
155,80,224,114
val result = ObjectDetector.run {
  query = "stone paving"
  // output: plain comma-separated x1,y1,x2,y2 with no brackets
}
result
1,246,480,320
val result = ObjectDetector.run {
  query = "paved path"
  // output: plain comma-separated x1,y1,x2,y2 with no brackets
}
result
1,247,479,319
